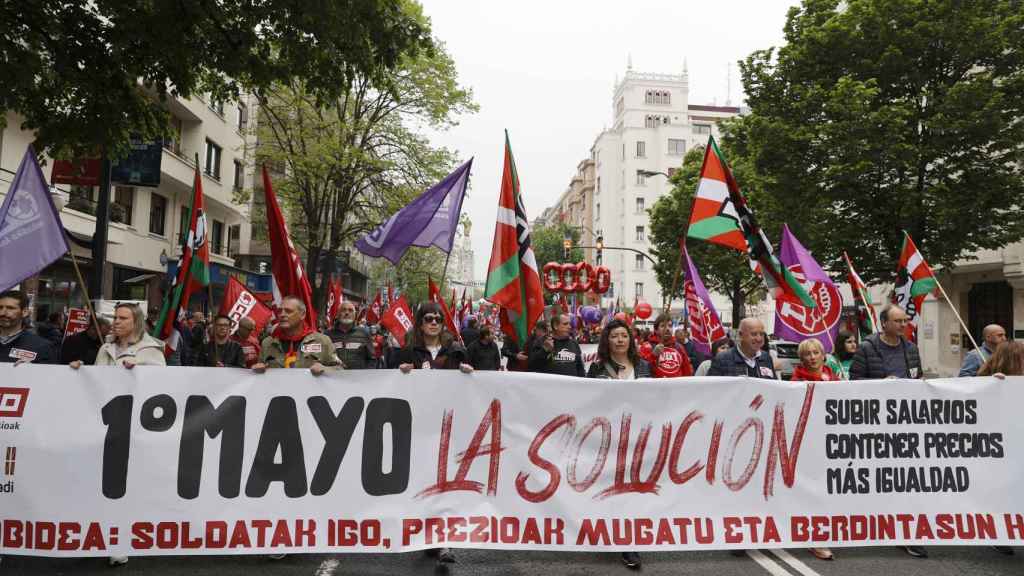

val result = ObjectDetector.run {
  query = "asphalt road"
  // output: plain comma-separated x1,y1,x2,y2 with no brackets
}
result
3,546,1021,575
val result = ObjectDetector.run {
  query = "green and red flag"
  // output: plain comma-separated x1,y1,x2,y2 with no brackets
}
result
484,131,544,346
151,165,210,351
688,136,813,307
687,135,748,251
893,232,937,341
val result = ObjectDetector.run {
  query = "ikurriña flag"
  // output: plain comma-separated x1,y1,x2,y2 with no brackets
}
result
893,231,937,341
688,136,814,308
844,251,879,338
484,131,544,346
773,225,842,353
153,164,209,346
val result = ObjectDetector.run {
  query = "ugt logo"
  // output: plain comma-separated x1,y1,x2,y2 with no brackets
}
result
0,388,30,418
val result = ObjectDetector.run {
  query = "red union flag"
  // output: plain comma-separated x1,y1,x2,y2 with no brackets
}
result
219,276,274,336
380,295,415,344
366,292,383,325
681,244,725,358
326,279,343,324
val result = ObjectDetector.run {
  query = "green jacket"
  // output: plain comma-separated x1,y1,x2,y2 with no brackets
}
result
260,332,341,369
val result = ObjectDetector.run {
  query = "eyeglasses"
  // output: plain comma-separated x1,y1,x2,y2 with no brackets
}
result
422,314,444,324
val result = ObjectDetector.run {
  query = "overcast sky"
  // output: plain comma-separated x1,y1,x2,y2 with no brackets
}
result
418,0,799,282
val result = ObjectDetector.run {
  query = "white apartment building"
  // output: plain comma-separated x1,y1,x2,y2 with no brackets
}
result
0,94,259,321
588,65,741,309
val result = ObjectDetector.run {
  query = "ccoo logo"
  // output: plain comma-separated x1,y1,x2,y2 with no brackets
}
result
0,388,30,418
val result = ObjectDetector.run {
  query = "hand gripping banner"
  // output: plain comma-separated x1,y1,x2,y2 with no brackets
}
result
1,366,1022,557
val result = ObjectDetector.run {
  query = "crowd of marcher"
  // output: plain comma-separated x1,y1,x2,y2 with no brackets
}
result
2,288,1021,570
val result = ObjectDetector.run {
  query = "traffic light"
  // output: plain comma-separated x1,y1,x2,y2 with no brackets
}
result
595,235,604,265
563,237,572,260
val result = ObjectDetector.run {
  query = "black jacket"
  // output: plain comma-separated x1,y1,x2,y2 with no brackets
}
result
586,358,652,379
461,326,481,347
849,334,922,380
60,330,103,365
326,324,375,369
0,331,56,364
466,339,501,371
707,347,777,379
397,342,468,370
195,340,247,368
528,336,585,377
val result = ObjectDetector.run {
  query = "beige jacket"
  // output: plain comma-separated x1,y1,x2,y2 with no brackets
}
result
95,333,167,367
260,332,341,369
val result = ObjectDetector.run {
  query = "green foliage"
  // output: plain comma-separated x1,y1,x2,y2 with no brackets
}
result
648,146,761,326
0,0,434,159
735,0,1024,284
256,30,476,309
531,223,584,273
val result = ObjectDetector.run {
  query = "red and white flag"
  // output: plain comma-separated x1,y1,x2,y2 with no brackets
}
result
219,276,275,336
380,295,415,345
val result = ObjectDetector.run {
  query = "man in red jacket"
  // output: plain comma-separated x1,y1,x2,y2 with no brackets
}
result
639,313,694,378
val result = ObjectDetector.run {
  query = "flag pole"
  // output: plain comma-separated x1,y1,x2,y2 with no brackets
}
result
931,275,984,360
196,152,217,367
65,243,104,339
439,249,453,288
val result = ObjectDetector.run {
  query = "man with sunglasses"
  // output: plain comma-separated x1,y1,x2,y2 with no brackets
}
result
195,314,246,367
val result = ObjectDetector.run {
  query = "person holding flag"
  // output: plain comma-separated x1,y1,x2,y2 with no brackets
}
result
252,296,340,376
326,300,375,369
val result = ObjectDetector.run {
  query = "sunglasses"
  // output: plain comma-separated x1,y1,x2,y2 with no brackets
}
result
422,314,444,324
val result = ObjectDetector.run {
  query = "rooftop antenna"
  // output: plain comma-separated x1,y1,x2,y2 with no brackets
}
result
726,62,733,106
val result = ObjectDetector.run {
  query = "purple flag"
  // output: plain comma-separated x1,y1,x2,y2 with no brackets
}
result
355,159,472,264
682,245,726,358
773,225,842,352
0,147,70,292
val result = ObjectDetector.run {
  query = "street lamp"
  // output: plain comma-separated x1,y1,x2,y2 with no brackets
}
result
636,169,671,179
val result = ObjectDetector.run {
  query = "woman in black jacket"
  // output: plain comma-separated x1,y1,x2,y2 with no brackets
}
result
586,319,652,380
396,302,471,566
585,319,650,570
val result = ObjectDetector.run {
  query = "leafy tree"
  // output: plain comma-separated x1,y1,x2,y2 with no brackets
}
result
0,0,434,158
734,0,1024,284
531,222,583,273
649,146,764,327
255,26,477,310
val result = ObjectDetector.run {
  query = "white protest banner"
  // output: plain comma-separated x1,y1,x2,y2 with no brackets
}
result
1,366,1022,558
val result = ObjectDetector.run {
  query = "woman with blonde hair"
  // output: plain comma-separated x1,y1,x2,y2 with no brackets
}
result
790,337,835,561
792,337,837,382
70,303,164,565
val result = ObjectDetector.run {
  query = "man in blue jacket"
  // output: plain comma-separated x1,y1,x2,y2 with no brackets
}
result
707,317,776,379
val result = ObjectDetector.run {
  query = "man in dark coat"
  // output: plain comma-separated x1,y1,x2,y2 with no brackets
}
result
707,317,776,379
528,313,584,377
60,316,110,365
461,316,481,347
466,326,501,370
194,315,246,368
849,304,923,381
0,290,56,364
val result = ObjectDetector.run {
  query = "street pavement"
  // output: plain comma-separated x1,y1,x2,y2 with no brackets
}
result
3,546,1021,575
